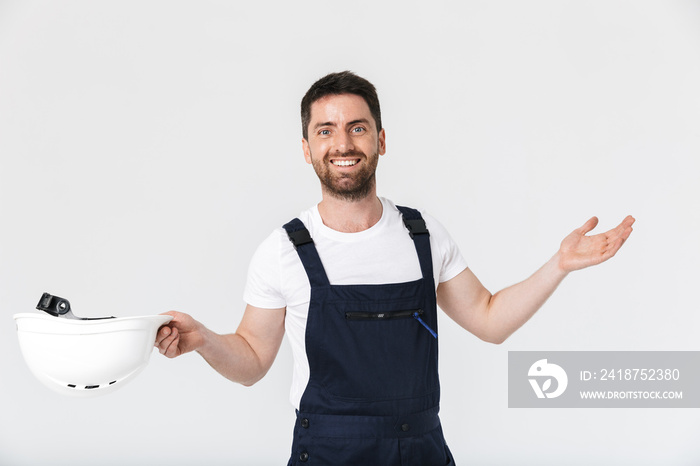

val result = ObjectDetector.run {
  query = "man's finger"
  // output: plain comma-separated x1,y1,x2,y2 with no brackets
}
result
577,216,599,235
164,334,180,358
608,215,635,240
154,326,171,347
158,327,178,354
603,237,626,261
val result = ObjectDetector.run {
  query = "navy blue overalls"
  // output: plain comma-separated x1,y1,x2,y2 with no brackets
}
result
283,206,455,465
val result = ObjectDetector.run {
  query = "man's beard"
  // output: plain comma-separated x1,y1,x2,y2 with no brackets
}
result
311,149,379,202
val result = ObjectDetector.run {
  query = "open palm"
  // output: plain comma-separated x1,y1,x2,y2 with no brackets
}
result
558,215,635,272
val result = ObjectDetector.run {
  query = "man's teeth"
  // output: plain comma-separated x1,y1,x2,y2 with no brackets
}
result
332,159,358,167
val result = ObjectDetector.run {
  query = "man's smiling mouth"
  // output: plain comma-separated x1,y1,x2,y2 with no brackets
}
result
331,159,360,167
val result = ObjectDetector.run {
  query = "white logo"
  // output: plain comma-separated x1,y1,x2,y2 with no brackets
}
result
528,359,568,399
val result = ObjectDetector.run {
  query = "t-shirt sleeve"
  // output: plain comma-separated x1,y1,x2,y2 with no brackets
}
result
423,212,468,284
243,229,287,309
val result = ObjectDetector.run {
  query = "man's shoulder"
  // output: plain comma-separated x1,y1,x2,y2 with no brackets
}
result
278,203,318,230
259,202,322,252
382,198,444,229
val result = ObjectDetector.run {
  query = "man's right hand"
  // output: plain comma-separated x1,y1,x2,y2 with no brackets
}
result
154,311,205,358
153,305,285,386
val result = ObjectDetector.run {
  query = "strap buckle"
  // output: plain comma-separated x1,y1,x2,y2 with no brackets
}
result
402,218,429,239
287,229,313,248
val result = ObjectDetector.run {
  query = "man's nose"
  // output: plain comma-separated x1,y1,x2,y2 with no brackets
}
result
334,131,354,153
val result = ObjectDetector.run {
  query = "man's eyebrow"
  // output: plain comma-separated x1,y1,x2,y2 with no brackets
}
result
313,121,336,130
347,118,370,126
313,118,371,130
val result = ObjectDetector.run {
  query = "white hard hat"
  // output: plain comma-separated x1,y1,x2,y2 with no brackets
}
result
14,293,172,397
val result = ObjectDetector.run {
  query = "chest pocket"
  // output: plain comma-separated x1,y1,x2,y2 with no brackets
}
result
346,309,438,338
314,303,439,400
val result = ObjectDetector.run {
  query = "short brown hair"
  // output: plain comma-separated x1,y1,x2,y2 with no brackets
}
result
301,71,382,140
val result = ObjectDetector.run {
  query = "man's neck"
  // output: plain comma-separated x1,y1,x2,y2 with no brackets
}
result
317,192,383,233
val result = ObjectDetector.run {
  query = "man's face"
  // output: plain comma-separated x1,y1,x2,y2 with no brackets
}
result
303,93,386,202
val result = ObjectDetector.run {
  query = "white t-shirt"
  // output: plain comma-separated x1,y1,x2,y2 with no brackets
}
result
243,197,468,408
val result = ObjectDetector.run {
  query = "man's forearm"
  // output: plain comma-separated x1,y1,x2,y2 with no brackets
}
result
439,216,632,344
482,253,568,343
155,305,285,385
196,328,270,387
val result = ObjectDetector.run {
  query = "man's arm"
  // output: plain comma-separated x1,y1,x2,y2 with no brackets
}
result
154,304,286,386
437,215,635,344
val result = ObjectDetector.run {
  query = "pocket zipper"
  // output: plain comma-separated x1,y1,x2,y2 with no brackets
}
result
345,309,438,339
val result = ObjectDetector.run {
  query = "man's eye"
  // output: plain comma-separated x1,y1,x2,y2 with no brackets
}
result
352,127,365,133
319,129,331,136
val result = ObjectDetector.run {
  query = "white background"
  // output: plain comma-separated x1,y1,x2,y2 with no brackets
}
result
1,1,699,464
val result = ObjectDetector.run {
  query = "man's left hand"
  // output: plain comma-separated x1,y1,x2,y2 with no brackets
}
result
558,215,635,272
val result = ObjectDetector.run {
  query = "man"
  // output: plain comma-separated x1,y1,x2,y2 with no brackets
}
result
155,71,634,465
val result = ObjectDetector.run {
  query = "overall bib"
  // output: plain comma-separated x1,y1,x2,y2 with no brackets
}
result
283,206,455,466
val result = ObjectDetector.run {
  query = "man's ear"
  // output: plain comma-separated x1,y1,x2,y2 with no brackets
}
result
378,128,386,156
302,138,312,164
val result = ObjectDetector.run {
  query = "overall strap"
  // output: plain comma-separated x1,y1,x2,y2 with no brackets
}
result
396,206,435,282
283,218,331,288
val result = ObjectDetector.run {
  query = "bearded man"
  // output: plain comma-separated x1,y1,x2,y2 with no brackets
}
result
155,71,634,465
